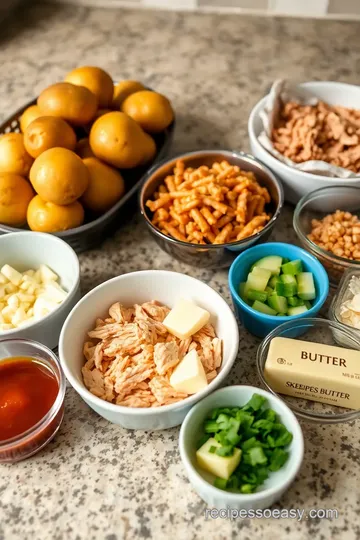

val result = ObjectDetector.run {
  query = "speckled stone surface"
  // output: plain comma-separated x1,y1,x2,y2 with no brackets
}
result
1,3,360,539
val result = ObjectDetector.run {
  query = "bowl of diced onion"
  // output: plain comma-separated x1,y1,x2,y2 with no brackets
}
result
0,232,80,349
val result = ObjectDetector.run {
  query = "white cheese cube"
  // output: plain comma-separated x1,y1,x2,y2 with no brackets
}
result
0,285,6,300
40,282,67,304
169,349,208,394
23,269,35,277
163,299,210,340
18,293,36,303
19,281,31,291
34,270,42,284
33,297,58,319
27,307,34,317
39,264,59,283
196,438,242,480
2,305,15,323
5,283,17,294
7,294,19,309
11,307,27,327
1,265,22,286
0,273,8,285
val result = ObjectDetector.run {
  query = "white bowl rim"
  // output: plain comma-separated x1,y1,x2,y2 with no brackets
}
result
179,385,304,501
59,269,240,416
0,231,80,337
248,80,360,182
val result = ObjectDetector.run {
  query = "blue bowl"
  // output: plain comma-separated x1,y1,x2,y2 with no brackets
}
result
228,242,330,338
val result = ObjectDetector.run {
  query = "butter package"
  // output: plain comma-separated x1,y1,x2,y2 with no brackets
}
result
264,336,360,410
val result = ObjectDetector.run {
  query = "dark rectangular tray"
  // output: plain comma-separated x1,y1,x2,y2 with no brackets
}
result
0,97,175,253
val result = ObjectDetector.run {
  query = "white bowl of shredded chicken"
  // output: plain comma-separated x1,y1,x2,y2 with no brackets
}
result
248,81,360,204
59,270,239,430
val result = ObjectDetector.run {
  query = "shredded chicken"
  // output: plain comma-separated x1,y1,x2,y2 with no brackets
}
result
81,301,223,408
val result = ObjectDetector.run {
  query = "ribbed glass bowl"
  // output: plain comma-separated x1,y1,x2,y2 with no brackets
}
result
293,186,360,286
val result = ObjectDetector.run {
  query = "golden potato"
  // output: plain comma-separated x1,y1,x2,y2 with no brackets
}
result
29,147,89,205
20,105,42,133
65,66,114,108
81,157,125,213
112,80,145,109
0,173,34,226
27,195,84,232
24,116,76,158
89,111,147,169
121,90,174,133
37,82,97,126
139,133,156,165
0,133,33,176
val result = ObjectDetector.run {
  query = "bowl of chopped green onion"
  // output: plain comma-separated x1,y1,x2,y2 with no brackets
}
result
179,386,304,510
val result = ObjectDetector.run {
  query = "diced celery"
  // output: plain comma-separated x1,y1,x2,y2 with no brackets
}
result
281,259,303,275
247,289,268,303
268,293,288,313
287,305,308,316
246,268,272,292
251,256,283,276
252,300,277,316
268,275,281,289
297,272,316,301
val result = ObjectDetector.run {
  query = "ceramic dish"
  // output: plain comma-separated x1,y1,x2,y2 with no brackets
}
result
0,232,80,349
179,385,304,510
139,150,283,269
293,185,360,285
0,93,175,253
59,270,239,430
257,318,360,423
248,81,360,204
228,242,329,338
0,338,66,463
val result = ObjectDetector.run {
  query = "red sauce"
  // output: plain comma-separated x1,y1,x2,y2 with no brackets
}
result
0,357,59,442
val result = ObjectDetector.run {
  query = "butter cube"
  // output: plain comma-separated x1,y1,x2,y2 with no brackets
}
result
1,265,22,286
170,349,208,394
196,438,242,480
163,299,210,340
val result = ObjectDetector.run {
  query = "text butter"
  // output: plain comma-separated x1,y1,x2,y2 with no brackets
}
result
264,337,360,410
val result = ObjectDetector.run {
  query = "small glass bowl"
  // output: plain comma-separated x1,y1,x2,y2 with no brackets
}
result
328,268,360,347
257,318,360,424
0,339,66,463
293,186,360,285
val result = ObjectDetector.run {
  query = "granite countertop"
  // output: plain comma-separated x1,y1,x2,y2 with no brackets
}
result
1,3,360,539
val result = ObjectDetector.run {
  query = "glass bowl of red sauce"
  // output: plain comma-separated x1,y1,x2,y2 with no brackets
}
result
0,338,66,463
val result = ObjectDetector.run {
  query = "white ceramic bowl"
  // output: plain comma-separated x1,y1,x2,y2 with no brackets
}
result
0,232,80,349
59,270,239,430
179,386,304,510
248,81,360,204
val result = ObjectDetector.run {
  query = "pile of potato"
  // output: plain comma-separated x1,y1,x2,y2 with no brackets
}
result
0,66,174,233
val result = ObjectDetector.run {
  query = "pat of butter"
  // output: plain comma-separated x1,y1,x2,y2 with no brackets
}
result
264,337,360,410
170,349,208,394
163,299,210,340
196,438,242,480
